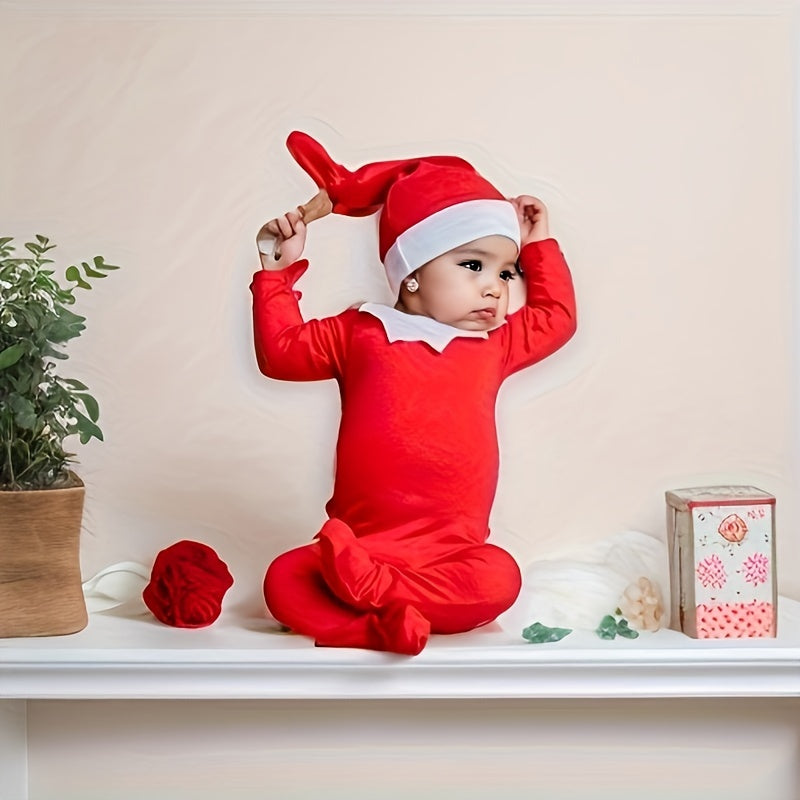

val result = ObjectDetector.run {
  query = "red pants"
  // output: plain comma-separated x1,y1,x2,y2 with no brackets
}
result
264,518,521,655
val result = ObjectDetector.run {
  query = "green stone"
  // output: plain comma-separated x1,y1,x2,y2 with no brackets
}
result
616,618,639,639
595,614,619,640
522,622,573,644
595,614,640,640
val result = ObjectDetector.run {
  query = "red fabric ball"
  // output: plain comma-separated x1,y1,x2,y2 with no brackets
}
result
143,540,234,628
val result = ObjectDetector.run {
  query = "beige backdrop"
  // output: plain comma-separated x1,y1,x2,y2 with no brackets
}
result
2,5,797,607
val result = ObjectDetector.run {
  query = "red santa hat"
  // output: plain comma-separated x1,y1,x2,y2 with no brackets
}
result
286,132,521,295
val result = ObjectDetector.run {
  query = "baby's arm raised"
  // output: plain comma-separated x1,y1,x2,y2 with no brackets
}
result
251,211,349,382
500,197,577,376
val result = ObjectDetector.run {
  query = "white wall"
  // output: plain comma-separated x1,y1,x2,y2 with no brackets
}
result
25,698,800,800
1,3,796,609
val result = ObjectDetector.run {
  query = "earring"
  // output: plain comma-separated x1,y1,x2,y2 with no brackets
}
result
405,277,419,293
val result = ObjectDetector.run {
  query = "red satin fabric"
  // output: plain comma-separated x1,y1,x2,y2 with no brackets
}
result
287,130,474,220
286,131,506,262
253,239,576,655
265,519,522,655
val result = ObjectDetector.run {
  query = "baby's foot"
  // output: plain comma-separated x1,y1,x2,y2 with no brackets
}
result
314,603,430,656
317,518,392,610
377,602,430,656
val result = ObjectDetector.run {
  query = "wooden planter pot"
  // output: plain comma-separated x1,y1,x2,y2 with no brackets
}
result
0,475,88,637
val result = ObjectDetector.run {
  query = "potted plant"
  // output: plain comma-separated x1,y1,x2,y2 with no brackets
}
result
0,235,119,637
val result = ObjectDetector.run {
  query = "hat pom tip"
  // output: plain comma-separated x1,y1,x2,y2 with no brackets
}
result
286,131,347,194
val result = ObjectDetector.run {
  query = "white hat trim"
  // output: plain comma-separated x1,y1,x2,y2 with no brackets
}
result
383,198,521,296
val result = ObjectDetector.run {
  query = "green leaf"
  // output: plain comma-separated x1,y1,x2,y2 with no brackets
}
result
0,238,119,489
80,261,107,279
93,256,120,271
18,306,43,329
522,622,573,644
8,369,35,395
10,395,37,429
57,307,86,327
47,319,79,343
49,308,87,341
41,343,68,359
73,410,103,444
0,342,25,370
595,615,619,640
65,265,91,290
77,393,100,422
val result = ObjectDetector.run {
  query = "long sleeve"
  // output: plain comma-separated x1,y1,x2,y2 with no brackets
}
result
250,260,350,382
499,238,577,377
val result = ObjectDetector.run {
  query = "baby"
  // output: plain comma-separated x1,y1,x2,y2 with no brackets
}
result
252,132,577,655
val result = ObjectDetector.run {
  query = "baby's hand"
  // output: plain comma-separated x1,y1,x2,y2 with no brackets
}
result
510,195,550,246
256,209,307,270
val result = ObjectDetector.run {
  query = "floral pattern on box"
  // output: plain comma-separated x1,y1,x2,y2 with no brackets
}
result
691,503,774,638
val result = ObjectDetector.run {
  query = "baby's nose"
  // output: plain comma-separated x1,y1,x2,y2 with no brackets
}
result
483,276,503,296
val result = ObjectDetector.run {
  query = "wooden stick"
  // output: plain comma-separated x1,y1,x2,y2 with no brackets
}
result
256,189,332,260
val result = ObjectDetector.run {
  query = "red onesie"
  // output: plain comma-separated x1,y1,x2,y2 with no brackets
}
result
253,238,576,654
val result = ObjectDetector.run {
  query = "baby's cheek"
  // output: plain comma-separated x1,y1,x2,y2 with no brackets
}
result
506,277,526,315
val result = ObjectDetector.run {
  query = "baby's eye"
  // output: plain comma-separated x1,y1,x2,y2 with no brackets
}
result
499,269,516,282
458,260,482,272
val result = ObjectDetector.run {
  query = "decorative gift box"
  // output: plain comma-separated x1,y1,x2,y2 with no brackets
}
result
665,486,777,639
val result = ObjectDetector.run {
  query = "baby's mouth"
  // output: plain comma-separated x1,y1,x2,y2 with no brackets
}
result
473,308,496,320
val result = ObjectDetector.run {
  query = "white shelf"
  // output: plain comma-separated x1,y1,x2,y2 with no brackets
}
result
1,597,798,700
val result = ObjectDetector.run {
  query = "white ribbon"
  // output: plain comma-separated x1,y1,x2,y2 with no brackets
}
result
81,561,151,615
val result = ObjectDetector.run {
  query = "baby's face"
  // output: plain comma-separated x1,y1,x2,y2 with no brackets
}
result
407,235,519,331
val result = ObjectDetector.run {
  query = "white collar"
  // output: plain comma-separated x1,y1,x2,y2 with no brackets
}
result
359,303,491,353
